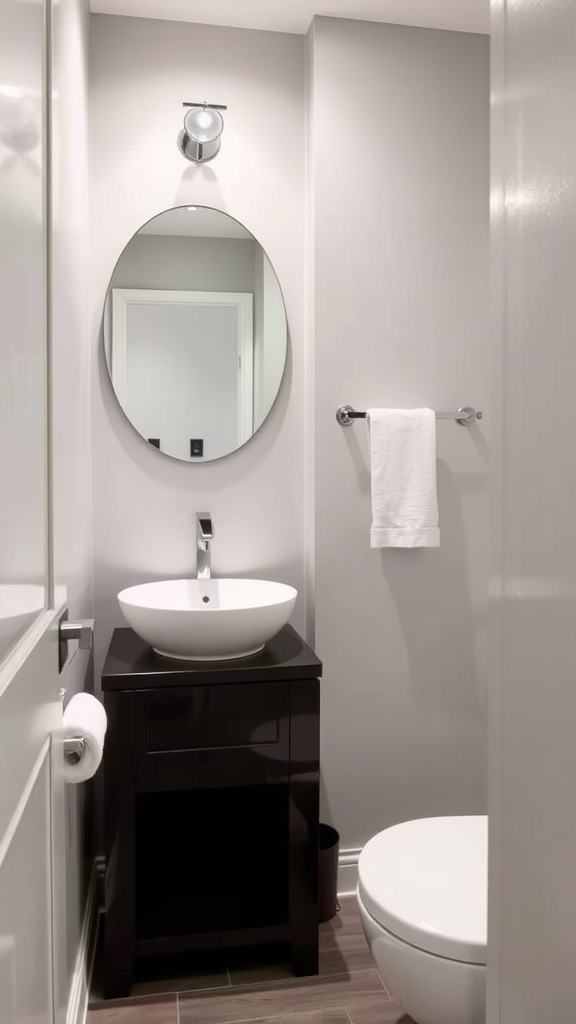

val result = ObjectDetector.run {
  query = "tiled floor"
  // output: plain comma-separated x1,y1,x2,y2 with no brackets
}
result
87,897,414,1024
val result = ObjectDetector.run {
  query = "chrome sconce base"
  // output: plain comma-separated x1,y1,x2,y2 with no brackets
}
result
177,129,221,163
178,102,227,164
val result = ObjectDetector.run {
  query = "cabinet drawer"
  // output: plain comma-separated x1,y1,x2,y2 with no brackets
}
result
134,683,290,790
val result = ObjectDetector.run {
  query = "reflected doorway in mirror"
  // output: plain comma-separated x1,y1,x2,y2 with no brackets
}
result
111,288,253,462
102,205,288,463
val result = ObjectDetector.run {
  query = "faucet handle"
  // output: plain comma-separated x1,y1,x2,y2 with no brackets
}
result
196,512,213,539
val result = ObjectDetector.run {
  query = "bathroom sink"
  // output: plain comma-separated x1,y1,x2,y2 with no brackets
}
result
117,578,297,661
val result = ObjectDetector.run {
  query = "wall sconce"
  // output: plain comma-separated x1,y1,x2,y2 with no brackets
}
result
177,102,227,163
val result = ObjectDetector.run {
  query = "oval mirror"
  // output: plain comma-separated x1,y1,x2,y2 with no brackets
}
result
103,205,288,462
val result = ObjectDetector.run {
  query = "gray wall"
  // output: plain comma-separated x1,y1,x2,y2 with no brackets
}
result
311,18,489,857
488,0,576,1018
90,15,307,684
109,233,256,293
90,13,489,876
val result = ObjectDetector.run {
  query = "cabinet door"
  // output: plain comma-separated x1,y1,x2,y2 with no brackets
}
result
134,683,290,790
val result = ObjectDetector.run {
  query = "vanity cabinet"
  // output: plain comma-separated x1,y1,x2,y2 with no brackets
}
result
101,624,322,998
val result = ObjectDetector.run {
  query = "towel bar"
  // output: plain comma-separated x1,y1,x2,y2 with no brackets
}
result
336,405,482,427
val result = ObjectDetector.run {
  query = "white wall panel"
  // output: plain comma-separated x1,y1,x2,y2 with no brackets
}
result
488,0,576,1019
0,0,47,658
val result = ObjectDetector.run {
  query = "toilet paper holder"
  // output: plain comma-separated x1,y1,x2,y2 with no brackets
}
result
64,736,85,766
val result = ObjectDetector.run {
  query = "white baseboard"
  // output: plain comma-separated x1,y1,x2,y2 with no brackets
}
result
338,847,361,897
66,859,100,1024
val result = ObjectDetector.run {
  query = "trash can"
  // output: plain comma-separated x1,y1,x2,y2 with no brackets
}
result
319,823,340,923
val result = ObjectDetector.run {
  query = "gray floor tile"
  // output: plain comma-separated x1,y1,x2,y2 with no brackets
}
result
346,995,415,1024
179,968,388,1024
87,994,178,1023
228,943,373,987
318,946,374,978
207,1010,352,1024
132,959,230,998
319,899,366,953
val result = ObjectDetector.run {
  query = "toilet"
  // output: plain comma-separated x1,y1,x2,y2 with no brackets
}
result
357,815,487,1024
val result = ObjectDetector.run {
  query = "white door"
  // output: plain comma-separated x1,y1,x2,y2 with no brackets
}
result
0,0,66,1022
0,620,66,1024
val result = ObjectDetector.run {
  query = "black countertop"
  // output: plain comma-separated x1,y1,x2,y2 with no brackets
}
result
101,624,322,691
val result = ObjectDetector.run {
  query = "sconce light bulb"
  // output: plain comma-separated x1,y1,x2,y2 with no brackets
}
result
196,110,212,130
183,106,223,144
178,103,226,163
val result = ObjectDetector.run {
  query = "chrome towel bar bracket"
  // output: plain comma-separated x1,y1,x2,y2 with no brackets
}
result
336,405,483,427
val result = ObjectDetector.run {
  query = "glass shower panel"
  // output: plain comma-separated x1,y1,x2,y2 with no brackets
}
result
0,0,48,662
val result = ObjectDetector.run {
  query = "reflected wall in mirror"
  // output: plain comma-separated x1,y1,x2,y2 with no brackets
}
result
103,206,288,462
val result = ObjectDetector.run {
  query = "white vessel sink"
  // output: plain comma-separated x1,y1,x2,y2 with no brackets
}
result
117,578,297,661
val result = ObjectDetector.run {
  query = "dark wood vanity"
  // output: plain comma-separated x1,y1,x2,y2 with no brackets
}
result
101,624,322,998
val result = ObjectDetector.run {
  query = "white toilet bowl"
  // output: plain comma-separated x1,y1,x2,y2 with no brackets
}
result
357,815,487,1024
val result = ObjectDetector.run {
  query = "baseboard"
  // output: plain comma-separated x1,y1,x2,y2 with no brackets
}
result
338,847,361,896
65,859,100,1024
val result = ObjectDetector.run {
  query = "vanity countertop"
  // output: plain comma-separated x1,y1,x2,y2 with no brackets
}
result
101,623,322,691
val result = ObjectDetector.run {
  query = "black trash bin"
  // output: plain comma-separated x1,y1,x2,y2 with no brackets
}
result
318,823,340,923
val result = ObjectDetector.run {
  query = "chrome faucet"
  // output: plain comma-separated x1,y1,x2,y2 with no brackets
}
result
196,513,213,579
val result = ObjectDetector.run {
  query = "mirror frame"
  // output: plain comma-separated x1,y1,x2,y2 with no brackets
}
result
102,204,289,464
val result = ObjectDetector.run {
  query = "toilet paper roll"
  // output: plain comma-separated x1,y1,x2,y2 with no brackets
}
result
62,692,107,784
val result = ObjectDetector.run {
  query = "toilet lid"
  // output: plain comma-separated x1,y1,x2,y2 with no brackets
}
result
358,815,487,964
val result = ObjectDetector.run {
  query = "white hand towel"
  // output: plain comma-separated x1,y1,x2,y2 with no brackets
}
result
62,692,107,784
366,408,439,548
